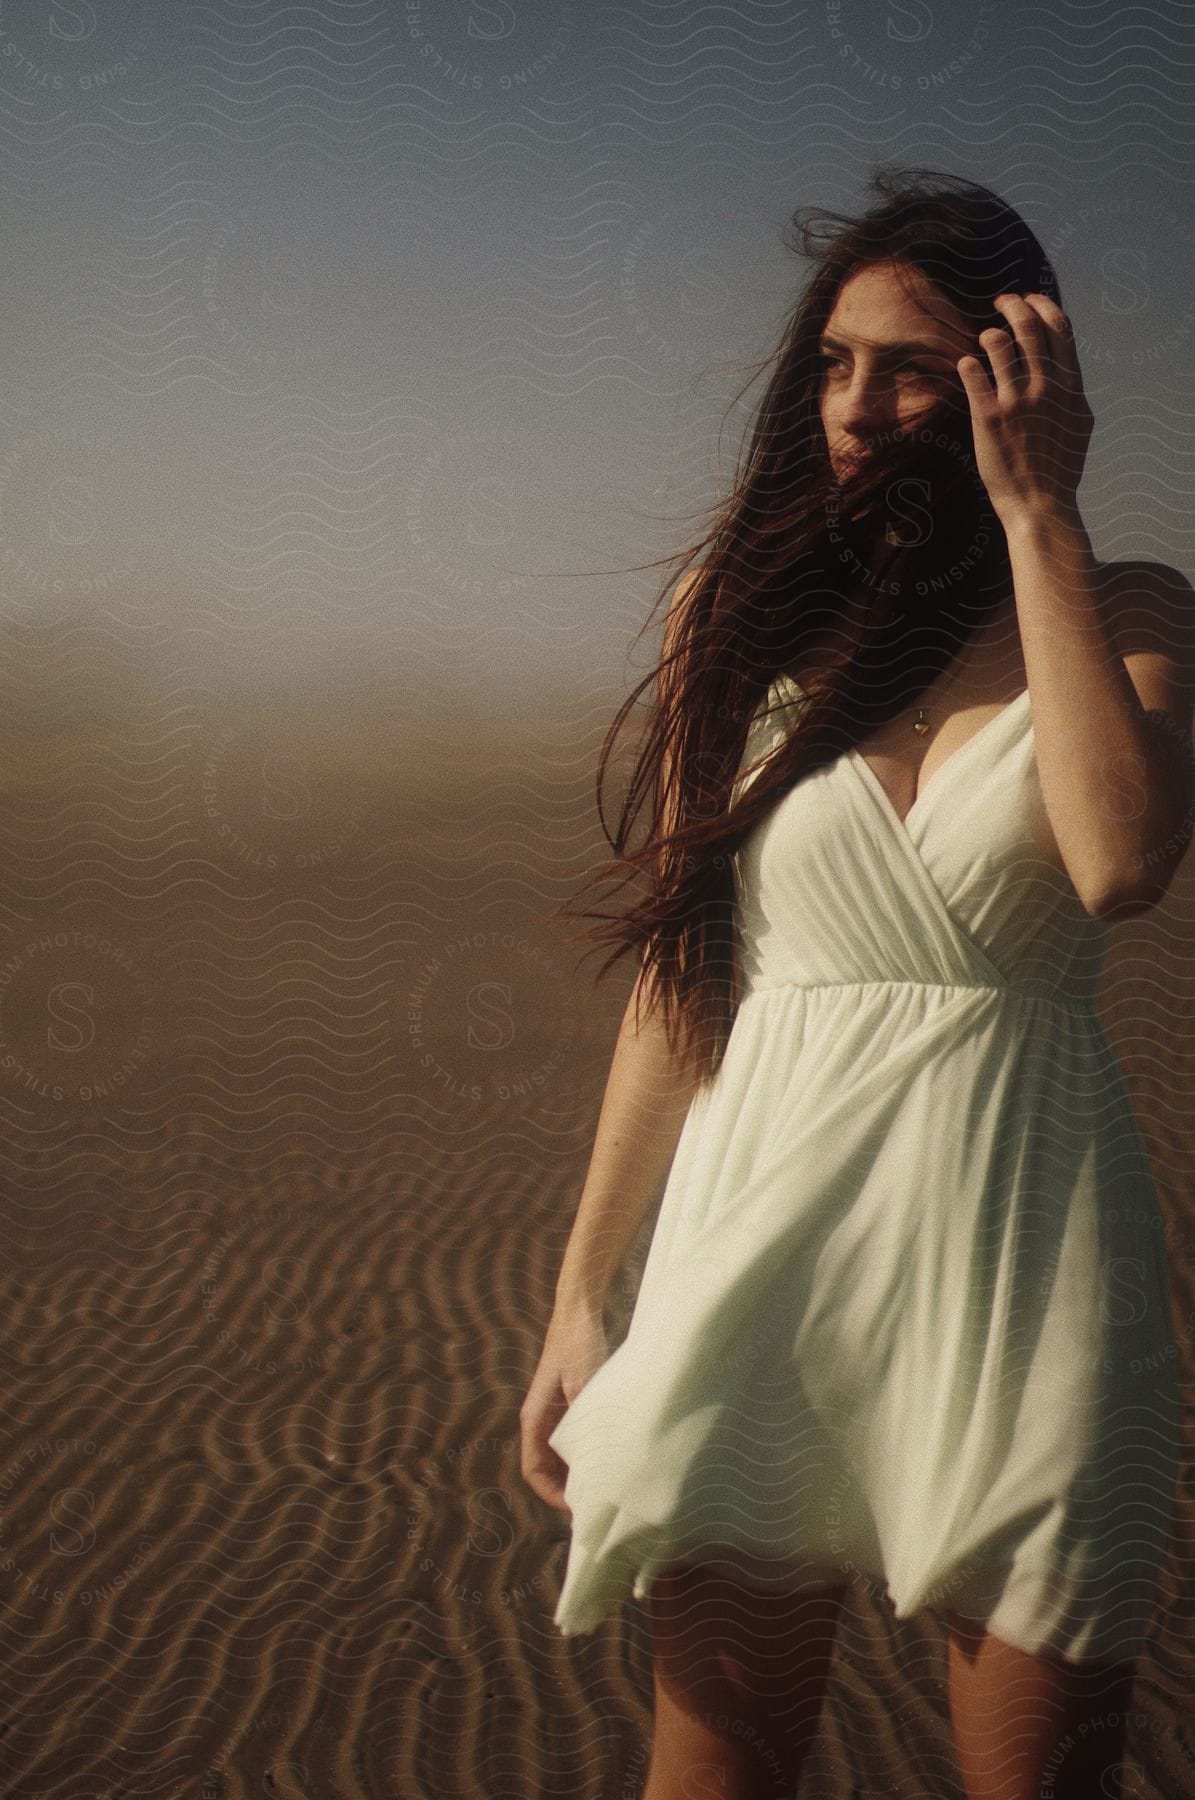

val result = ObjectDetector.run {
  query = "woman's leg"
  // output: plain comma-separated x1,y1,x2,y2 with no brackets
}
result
643,1560,849,1800
946,1611,1139,1800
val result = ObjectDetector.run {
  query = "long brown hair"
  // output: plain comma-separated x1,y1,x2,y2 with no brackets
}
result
557,166,1062,1088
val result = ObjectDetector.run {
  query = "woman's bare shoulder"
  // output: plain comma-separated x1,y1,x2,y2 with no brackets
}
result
1098,559,1195,691
1097,558,1195,649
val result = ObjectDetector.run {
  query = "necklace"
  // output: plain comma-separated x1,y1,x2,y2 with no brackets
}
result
912,589,1020,734
911,671,966,732
911,660,964,735
910,653,975,734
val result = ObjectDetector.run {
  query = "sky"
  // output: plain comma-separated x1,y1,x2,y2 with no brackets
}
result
1,0,1194,720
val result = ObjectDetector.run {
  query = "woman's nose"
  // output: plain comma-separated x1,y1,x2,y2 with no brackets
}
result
840,372,893,427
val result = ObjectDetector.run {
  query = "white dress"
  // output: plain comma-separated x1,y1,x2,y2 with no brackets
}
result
548,674,1179,1666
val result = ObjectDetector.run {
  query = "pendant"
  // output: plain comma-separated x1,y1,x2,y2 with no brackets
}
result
913,708,931,736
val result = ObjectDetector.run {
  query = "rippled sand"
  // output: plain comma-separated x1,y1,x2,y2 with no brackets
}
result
0,685,1191,1796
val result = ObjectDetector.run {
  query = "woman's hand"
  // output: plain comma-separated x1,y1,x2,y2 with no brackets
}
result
519,1299,610,1514
956,290,1095,526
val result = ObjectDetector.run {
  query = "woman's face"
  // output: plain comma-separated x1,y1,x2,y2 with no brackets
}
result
818,260,975,482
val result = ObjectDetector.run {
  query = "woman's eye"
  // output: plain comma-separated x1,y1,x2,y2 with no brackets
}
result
819,354,933,378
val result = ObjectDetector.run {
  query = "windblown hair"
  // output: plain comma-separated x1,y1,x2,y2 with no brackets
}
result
557,166,1062,1088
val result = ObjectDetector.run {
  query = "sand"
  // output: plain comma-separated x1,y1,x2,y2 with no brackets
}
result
0,685,1191,1797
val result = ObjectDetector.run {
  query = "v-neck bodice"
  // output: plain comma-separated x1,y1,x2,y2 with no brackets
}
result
730,667,1105,1008
847,686,1032,834
770,672,1032,835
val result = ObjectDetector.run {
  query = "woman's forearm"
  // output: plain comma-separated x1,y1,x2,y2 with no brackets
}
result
553,968,702,1314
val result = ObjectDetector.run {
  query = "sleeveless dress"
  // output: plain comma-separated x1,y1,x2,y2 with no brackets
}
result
547,673,1180,1666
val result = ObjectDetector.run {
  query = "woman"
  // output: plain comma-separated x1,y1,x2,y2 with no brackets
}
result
520,168,1194,1799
